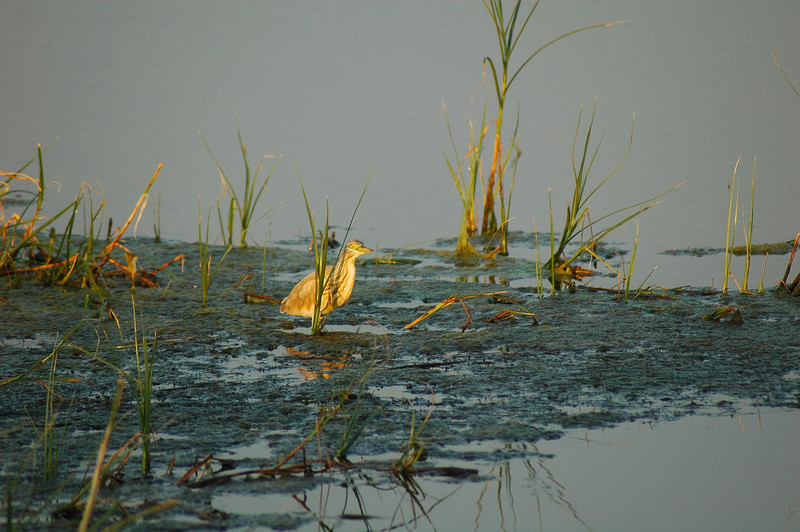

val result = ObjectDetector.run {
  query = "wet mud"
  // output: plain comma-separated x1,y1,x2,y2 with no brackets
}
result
1,236,799,529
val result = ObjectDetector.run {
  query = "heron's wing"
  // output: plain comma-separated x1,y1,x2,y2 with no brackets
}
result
280,266,335,317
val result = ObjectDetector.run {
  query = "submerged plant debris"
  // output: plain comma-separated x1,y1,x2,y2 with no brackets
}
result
1,236,799,529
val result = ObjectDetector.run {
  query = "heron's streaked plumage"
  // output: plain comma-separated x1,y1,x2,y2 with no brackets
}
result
280,240,372,318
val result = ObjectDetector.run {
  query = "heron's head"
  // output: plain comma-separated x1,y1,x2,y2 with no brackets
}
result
344,240,372,256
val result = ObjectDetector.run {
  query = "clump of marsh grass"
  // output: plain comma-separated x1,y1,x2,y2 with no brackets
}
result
441,102,487,255
770,54,799,297
200,118,281,248
723,157,761,294
546,101,682,290
392,396,434,475
13,325,83,484
474,0,627,255
1,149,168,293
1,142,81,280
581,221,661,301
40,345,72,482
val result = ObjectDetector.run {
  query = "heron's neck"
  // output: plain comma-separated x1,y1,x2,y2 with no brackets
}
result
331,254,355,278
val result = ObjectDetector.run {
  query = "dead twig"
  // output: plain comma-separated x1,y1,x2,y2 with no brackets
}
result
403,291,506,330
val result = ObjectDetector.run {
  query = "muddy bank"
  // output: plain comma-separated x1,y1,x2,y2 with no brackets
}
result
1,236,798,529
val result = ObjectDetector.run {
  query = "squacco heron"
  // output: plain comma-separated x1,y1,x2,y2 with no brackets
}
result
280,240,372,318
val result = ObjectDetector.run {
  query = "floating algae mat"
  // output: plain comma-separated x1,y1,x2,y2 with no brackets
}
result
1,237,799,530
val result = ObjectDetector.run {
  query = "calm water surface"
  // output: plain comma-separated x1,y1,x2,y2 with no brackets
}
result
211,407,800,531
2,1,799,288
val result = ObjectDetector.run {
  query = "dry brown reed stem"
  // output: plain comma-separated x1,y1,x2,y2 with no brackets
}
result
778,233,800,294
403,291,507,331
1,255,75,277
78,377,125,532
482,126,503,233
93,162,162,273
106,257,158,287
179,458,342,488
177,454,215,486
28,376,84,399
103,499,181,530
781,233,800,285
243,292,282,304
149,254,185,275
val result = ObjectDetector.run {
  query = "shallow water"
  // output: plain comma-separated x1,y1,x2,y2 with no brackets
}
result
210,408,800,532
1,239,798,529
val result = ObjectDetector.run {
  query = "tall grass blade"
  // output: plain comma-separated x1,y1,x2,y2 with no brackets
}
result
78,377,125,532
723,158,741,294
772,52,800,100
299,177,329,335
548,189,555,294
743,157,756,292
198,197,234,307
624,221,638,302
132,294,154,475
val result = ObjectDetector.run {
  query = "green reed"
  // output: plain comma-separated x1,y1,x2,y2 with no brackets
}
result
200,118,280,247
441,101,486,255
723,158,739,294
624,221,639,302
393,397,433,475
36,341,75,483
547,101,681,288
772,53,800,100
198,197,234,307
78,377,125,532
743,157,756,292
723,156,758,294
131,294,154,475
531,218,545,297
299,177,330,335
